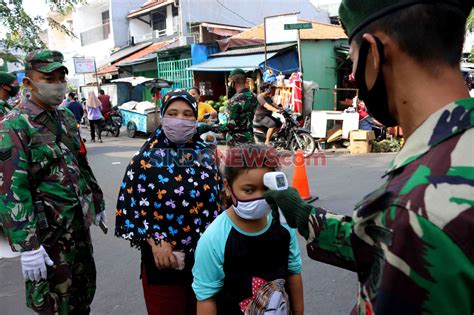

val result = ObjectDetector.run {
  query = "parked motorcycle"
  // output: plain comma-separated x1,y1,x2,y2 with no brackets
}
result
101,105,122,137
253,108,316,157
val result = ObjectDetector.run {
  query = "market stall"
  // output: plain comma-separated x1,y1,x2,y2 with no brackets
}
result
112,77,173,137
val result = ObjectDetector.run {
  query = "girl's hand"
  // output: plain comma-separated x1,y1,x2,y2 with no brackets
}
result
147,239,178,269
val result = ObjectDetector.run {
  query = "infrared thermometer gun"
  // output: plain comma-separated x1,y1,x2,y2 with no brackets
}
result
263,172,289,224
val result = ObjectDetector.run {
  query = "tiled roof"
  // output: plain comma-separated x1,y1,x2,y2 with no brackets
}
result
232,20,347,41
97,39,177,76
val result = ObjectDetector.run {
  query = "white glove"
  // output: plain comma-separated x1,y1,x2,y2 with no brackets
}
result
95,211,106,226
20,245,54,282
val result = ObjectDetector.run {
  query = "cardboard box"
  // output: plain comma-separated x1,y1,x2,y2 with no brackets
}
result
350,130,375,154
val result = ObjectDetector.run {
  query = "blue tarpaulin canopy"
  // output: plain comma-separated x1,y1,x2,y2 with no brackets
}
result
260,49,300,75
188,53,277,72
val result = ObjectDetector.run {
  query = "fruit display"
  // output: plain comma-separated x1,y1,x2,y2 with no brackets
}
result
206,95,229,113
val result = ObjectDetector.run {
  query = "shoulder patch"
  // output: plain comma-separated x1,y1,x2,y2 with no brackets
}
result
0,148,12,161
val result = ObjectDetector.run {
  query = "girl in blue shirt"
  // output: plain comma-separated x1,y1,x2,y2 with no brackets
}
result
192,145,304,315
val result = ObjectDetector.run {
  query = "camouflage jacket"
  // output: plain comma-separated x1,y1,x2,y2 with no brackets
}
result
306,99,474,314
0,99,105,252
0,100,11,119
218,88,258,146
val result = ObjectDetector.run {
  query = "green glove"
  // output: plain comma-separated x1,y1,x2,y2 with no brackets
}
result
264,188,313,239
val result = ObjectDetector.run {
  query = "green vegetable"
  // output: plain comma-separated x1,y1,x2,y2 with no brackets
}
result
219,106,226,113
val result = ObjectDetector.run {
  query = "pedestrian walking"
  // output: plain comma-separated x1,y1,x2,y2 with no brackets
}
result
0,71,19,118
264,1,474,314
115,89,223,315
217,68,258,146
86,90,103,143
65,91,84,124
98,89,112,114
0,49,106,314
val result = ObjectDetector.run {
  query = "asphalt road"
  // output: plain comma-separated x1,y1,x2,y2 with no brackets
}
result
0,127,396,315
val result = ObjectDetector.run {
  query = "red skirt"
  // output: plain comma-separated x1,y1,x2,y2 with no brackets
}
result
141,265,197,315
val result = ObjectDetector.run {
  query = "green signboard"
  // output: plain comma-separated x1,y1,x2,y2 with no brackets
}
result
284,23,313,30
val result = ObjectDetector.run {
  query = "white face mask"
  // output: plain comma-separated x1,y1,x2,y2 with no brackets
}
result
231,192,272,220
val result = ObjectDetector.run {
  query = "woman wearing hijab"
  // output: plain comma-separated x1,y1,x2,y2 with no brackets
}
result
86,90,103,143
115,89,223,315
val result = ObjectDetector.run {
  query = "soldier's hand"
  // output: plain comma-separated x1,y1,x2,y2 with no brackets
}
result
20,245,54,282
264,188,313,239
148,239,178,270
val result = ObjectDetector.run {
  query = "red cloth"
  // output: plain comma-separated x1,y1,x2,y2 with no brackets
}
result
289,73,302,114
141,266,196,315
357,102,369,120
98,94,111,113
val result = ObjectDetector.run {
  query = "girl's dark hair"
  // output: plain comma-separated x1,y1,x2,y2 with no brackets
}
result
222,144,280,183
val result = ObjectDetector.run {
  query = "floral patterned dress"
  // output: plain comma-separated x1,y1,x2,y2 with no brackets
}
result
115,128,222,284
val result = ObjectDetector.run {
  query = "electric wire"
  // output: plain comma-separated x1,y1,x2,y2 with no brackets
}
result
214,0,256,26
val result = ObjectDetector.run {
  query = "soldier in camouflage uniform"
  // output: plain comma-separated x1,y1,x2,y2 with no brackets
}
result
264,1,474,314
0,71,19,118
218,68,258,146
0,50,106,314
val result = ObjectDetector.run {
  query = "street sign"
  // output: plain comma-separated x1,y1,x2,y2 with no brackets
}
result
284,23,313,30
73,57,96,74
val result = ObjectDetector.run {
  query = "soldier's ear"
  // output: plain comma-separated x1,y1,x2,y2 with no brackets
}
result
22,77,35,92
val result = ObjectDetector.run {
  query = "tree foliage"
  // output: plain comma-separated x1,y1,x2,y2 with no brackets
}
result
0,0,87,62
467,9,474,32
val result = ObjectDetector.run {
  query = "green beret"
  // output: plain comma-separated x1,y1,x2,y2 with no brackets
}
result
24,49,69,74
229,68,246,79
0,72,16,85
339,0,473,42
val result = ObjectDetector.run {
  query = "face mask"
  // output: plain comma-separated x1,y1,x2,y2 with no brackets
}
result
26,78,67,107
231,190,272,220
355,38,397,127
227,83,236,99
6,85,19,98
162,117,197,144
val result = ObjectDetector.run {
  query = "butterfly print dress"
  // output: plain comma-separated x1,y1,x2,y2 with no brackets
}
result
115,128,223,282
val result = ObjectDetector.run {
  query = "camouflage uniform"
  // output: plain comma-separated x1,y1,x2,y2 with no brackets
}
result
0,71,17,119
304,99,474,314
218,88,258,146
0,100,12,118
0,50,105,314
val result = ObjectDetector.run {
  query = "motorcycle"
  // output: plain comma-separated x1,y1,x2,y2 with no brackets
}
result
101,105,122,137
253,108,316,157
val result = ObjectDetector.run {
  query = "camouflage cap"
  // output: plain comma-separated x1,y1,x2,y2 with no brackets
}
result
229,68,246,79
339,0,473,43
0,72,17,85
24,50,69,74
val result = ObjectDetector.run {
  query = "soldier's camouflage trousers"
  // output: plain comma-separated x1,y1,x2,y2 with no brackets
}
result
25,210,96,315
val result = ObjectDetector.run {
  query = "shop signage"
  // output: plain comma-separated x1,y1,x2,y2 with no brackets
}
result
73,57,96,74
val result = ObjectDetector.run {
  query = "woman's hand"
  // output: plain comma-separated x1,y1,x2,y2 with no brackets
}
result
147,238,178,269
